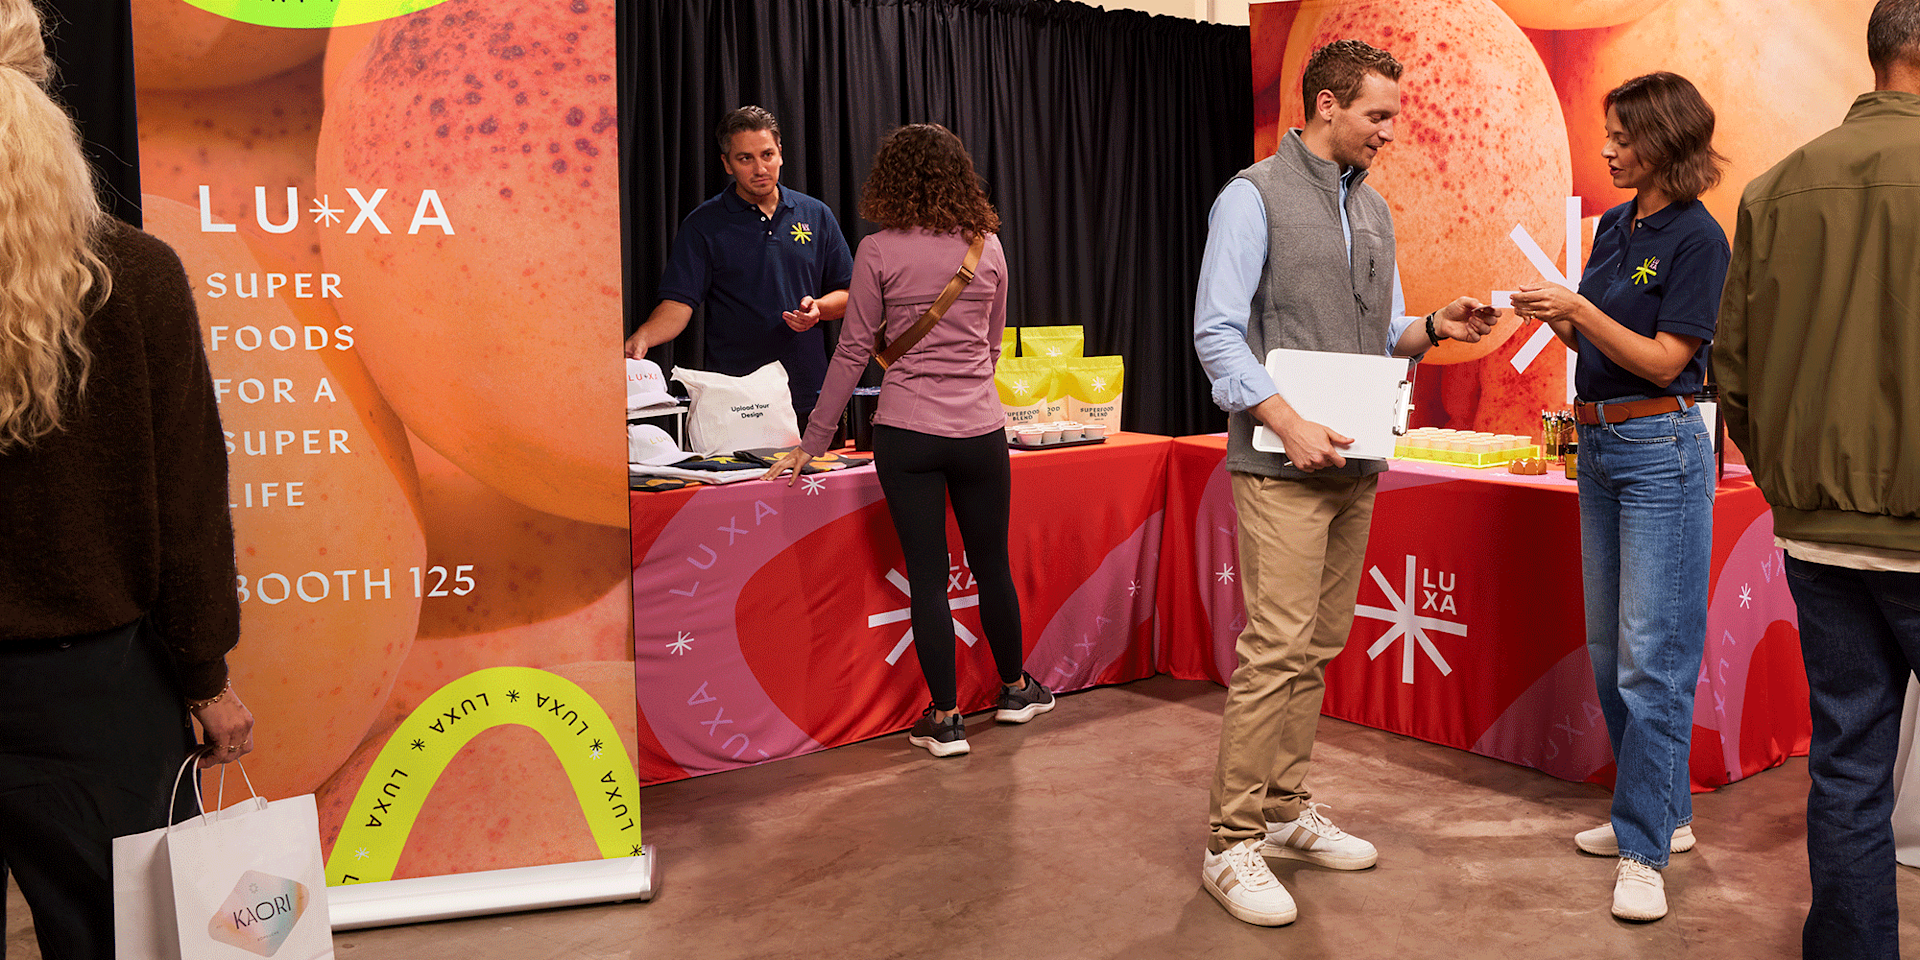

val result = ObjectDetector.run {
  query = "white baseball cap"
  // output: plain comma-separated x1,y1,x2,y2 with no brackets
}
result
628,424,688,466
627,358,677,413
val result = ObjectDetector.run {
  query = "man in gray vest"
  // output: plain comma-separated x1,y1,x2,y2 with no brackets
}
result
1191,38,1499,927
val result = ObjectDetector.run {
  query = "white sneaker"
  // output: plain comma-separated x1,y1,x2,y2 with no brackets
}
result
1202,839,1298,926
1575,822,1695,857
1260,803,1378,870
1611,858,1667,921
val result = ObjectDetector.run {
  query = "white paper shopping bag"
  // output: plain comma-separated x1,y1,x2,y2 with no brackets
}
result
113,759,334,960
113,802,183,960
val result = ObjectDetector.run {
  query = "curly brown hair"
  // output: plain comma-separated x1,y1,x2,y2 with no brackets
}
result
858,124,1000,237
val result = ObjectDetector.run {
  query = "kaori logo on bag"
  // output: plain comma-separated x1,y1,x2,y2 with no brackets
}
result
207,870,312,958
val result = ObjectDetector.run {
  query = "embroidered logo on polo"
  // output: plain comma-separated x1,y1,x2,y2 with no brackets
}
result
208,871,310,957
1632,257,1659,284
790,223,814,244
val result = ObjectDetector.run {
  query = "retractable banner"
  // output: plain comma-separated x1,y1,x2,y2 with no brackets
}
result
129,0,641,895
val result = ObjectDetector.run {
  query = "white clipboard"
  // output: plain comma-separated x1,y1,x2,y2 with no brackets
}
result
1251,348,1414,462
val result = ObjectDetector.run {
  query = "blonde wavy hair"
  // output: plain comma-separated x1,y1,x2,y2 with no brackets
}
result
0,0,111,452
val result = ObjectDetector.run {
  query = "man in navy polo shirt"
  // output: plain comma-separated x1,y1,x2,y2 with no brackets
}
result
627,106,854,425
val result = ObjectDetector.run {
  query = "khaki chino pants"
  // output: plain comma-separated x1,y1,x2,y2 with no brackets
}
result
1207,470,1377,854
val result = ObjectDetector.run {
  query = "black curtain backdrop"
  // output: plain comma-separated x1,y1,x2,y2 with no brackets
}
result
43,0,142,228
632,0,1251,436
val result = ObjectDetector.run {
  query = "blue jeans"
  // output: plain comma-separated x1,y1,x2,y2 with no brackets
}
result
1786,556,1920,960
1575,404,1713,868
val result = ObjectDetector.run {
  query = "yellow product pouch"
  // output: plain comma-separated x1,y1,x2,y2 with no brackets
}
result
1058,356,1124,432
1001,327,1017,358
995,358,1053,428
1019,325,1084,359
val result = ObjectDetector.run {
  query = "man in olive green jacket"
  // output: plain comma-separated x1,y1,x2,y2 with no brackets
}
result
1712,3,1920,957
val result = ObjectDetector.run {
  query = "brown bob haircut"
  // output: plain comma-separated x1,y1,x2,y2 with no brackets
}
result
858,124,1000,237
1604,72,1727,204
1300,38,1403,120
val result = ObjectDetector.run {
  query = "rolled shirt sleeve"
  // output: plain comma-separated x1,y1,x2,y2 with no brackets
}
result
1193,179,1278,414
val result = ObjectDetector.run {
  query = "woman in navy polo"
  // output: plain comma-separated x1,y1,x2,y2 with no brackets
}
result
1510,72,1729,925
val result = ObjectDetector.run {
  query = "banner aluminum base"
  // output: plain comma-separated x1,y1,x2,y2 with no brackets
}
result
329,850,657,931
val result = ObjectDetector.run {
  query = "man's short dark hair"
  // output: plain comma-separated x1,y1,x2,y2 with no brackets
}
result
1868,0,1920,74
1300,39,1403,120
717,106,781,154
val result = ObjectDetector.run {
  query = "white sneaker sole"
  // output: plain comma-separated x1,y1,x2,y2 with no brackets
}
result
1612,900,1668,922
1202,876,1297,926
1576,824,1695,857
908,734,969,757
995,699,1055,723
1261,844,1378,871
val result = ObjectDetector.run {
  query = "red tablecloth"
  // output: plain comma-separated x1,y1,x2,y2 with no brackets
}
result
1156,435,1810,791
631,433,1172,784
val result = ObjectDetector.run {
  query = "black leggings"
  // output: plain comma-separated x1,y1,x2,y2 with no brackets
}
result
873,424,1025,711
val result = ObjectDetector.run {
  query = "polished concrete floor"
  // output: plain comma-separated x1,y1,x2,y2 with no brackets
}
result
8,675,1916,959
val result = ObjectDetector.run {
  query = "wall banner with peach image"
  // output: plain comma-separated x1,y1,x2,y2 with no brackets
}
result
130,0,646,923
1250,0,1877,436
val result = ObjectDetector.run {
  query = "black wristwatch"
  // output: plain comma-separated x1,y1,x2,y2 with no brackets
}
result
1425,312,1448,347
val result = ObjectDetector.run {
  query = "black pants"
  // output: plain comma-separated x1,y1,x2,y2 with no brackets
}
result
0,620,197,960
873,424,1025,710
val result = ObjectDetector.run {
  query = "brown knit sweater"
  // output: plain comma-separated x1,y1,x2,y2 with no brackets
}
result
0,220,238,700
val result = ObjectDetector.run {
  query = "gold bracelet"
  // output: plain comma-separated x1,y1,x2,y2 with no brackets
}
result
187,680,230,710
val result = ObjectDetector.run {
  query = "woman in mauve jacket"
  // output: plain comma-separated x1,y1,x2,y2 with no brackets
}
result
764,124,1053,757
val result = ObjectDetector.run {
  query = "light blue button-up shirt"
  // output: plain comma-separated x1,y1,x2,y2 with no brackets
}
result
1193,170,1418,414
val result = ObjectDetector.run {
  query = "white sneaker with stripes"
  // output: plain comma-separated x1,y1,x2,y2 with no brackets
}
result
1202,838,1297,926
1260,803,1378,870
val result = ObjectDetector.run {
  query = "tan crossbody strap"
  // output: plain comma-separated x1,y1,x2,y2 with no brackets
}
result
875,233,987,370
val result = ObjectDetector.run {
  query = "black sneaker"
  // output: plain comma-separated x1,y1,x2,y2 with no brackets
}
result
907,705,969,757
995,672,1056,723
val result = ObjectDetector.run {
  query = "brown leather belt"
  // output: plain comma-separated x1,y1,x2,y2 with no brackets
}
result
1572,394,1694,426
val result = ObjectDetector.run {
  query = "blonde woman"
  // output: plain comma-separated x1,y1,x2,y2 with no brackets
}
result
0,2,252,956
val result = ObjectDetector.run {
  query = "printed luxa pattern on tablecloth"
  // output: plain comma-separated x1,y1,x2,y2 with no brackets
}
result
636,466,1161,779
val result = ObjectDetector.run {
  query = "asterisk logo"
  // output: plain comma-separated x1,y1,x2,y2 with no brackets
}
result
310,195,343,227
1356,555,1467,684
1045,347,1063,356
1632,257,1659,284
590,739,604,753
1013,378,1031,394
1739,584,1752,609
353,848,370,860
668,632,694,655
1215,564,1235,584
801,475,825,495
871,566,979,665
409,739,425,751
1128,580,1141,597
630,845,644,857
790,223,813,243
1091,377,1109,392
506,689,520,702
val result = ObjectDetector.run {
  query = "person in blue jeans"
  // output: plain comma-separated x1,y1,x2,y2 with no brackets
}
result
1510,71,1729,924
1714,4,1920,956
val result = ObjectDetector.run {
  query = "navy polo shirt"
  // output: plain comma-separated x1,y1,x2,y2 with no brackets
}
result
656,186,853,414
1573,198,1730,401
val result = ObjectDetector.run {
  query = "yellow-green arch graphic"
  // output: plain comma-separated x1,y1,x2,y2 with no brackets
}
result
326,666,642,885
178,0,454,29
